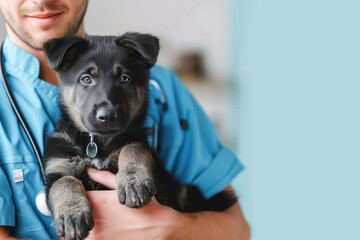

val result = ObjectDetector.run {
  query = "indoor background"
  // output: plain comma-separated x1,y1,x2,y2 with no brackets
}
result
1,0,360,239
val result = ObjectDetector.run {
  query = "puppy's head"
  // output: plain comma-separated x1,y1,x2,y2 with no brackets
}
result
43,33,159,136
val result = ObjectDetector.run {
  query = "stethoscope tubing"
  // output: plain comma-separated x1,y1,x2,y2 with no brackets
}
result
0,42,46,184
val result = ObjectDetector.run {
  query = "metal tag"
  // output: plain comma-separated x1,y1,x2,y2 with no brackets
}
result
86,135,98,158
86,142,98,158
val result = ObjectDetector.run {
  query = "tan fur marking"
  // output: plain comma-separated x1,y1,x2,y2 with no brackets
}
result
49,176,86,206
45,157,84,176
61,85,88,132
118,142,154,174
129,87,146,122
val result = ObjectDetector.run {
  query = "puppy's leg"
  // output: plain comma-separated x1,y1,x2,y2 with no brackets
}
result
48,176,93,240
116,142,157,208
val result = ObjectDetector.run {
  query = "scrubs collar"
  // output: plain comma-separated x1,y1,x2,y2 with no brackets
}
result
2,36,40,79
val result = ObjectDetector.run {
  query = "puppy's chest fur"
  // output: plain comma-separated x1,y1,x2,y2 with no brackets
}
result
48,119,147,190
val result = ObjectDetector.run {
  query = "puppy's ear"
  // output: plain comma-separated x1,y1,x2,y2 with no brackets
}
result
116,32,160,68
43,36,89,71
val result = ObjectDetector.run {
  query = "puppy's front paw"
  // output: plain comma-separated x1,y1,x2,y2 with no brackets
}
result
116,173,157,208
53,199,93,240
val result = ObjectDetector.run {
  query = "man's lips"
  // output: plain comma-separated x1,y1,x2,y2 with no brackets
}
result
26,12,63,26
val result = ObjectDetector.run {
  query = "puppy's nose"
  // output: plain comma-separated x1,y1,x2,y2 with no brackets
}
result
96,106,118,123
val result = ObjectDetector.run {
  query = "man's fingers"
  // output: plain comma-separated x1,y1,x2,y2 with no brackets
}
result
87,168,117,189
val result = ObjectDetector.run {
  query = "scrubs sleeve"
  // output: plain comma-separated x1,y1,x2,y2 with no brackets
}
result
0,166,15,226
151,66,244,199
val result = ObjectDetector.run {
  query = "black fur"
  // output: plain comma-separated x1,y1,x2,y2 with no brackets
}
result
42,33,237,240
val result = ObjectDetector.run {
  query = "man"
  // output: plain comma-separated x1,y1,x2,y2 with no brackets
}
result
0,0,250,239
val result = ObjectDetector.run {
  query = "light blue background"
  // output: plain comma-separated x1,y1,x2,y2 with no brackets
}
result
229,0,360,239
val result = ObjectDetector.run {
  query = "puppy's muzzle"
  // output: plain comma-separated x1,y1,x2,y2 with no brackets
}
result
96,105,118,124
86,101,129,135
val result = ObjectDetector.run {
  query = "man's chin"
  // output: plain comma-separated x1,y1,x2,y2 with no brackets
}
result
31,35,65,50
22,36,58,50
24,28,74,50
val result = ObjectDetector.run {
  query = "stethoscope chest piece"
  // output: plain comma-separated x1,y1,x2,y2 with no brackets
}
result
35,188,52,216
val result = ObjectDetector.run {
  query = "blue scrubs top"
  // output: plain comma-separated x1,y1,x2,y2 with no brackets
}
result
0,36,243,239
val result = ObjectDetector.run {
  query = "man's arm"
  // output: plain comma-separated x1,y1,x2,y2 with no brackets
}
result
166,196,250,240
86,168,250,240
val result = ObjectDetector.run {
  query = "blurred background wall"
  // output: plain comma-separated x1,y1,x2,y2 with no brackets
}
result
85,0,228,81
232,0,360,240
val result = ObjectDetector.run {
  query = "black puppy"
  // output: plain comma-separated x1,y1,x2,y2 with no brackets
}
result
42,33,237,240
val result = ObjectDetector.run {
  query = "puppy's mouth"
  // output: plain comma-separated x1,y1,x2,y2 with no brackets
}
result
81,113,130,137
84,122,129,137
87,129,124,137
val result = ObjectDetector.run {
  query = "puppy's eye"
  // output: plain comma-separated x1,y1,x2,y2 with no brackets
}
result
120,74,131,83
80,73,92,85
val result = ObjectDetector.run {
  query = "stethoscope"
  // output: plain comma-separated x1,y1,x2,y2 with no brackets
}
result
0,41,166,216
0,42,52,216
0,43,46,183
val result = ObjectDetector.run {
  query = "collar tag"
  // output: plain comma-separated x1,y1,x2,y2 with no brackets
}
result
86,134,98,158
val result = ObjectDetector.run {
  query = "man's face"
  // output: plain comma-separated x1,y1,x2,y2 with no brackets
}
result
0,0,88,50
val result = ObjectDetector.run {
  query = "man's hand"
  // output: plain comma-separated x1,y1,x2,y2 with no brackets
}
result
0,226,16,240
85,168,187,239
86,168,250,240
